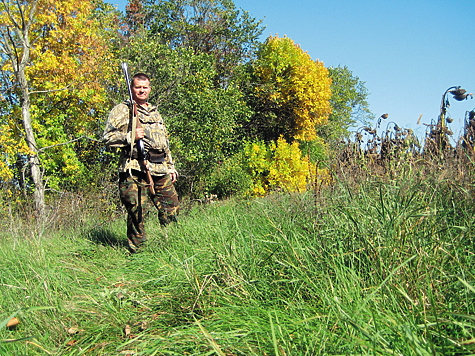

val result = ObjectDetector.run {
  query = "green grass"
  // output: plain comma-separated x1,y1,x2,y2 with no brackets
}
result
1,169,474,355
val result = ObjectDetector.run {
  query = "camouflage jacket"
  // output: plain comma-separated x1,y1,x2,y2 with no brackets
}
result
102,101,176,176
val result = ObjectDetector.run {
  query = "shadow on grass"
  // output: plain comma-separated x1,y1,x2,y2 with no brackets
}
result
85,228,128,249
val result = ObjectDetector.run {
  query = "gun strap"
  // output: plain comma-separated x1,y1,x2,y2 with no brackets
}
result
127,103,152,189
127,102,137,181
130,102,137,161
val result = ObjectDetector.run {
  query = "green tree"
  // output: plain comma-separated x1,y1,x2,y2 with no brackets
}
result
318,65,373,141
136,0,263,86
167,57,251,194
115,29,252,197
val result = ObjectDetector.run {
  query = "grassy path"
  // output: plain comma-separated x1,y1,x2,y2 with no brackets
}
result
1,173,475,355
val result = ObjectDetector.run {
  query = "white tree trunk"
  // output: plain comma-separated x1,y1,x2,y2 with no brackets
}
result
0,0,44,219
19,71,45,219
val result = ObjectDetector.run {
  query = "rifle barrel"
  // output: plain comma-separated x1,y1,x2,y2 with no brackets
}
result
122,63,135,105
121,62,155,195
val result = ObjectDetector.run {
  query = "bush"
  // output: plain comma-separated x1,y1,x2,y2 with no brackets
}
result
201,153,253,199
243,137,316,196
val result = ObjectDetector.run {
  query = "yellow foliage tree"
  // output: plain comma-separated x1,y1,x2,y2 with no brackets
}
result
252,35,332,142
0,0,118,212
242,35,332,197
243,139,270,196
27,0,117,189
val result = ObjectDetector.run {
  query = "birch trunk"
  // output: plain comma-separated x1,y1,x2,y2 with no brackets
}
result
0,0,44,219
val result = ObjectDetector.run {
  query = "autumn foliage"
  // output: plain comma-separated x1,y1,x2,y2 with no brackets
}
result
28,0,115,187
252,35,332,142
0,0,362,209
243,137,317,196
0,0,117,189
241,35,332,196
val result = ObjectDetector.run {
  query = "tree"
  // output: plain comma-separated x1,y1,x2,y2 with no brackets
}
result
0,0,118,218
0,0,43,216
164,53,251,194
249,35,332,143
317,65,373,141
137,0,263,86
114,1,261,197
124,35,251,194
243,137,315,196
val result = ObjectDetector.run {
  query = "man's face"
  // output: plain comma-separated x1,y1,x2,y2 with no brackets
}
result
131,78,151,105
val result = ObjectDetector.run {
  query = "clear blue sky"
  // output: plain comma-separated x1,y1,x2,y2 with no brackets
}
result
107,0,475,140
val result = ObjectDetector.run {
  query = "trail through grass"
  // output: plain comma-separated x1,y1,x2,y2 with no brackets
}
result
1,171,474,355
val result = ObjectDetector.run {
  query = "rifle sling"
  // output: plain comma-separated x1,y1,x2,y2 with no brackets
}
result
127,103,153,191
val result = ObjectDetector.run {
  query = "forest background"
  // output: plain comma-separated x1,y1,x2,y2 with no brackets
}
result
0,0,376,222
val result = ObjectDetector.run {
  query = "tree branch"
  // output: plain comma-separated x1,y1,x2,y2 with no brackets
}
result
1,0,21,32
29,83,77,95
38,136,101,153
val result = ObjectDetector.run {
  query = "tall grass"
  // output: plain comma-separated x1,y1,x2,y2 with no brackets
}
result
1,164,474,355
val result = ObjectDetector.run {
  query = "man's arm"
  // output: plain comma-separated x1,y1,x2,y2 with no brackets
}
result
102,103,132,147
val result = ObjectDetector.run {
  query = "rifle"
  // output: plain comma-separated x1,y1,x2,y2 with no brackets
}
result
121,62,155,195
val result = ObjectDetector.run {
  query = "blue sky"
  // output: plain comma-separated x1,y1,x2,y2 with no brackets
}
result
107,0,474,140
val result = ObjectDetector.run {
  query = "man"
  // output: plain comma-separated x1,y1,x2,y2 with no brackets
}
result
103,72,179,253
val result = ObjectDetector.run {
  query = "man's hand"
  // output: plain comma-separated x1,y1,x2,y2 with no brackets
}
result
170,172,177,183
135,128,144,141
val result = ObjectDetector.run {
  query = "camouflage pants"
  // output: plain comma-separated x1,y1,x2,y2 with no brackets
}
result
119,170,179,252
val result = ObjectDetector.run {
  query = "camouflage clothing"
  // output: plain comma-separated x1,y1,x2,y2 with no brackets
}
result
103,102,179,253
103,102,177,176
119,171,179,252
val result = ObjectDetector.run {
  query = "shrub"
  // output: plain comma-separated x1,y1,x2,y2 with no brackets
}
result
243,137,317,196
202,153,253,199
